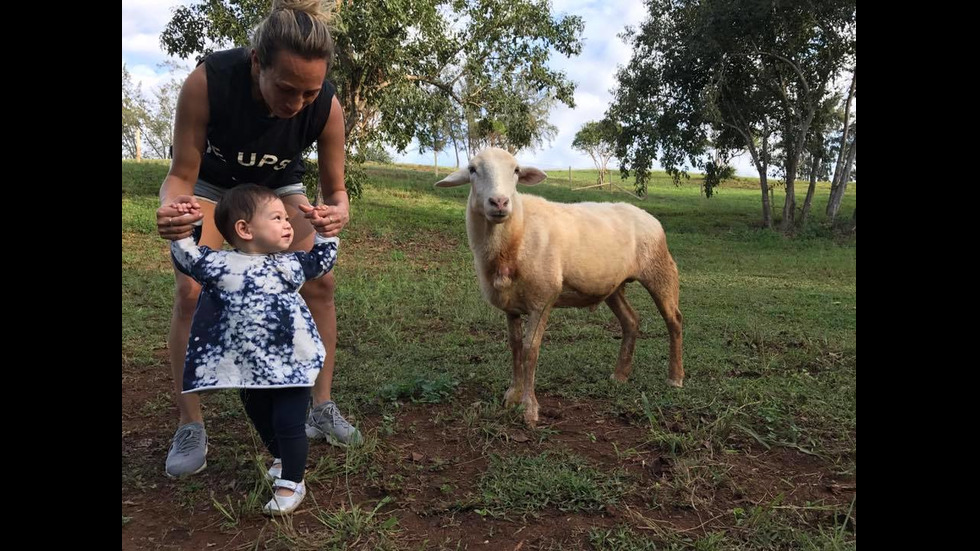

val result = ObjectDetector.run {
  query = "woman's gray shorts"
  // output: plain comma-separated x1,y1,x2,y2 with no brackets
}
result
193,179,307,203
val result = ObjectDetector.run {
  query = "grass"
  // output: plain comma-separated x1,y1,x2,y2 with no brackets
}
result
122,159,855,549
477,450,629,515
268,496,401,550
377,373,461,404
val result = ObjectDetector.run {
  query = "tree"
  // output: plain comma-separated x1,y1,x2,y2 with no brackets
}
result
360,142,394,164
145,61,187,159
122,64,149,159
700,159,735,199
826,68,857,222
571,120,620,188
798,94,841,226
699,128,739,198
608,0,856,230
416,93,455,175
160,0,583,195
465,79,559,155
826,120,856,223
122,61,188,160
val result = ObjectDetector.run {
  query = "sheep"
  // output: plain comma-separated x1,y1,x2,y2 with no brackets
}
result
435,147,684,426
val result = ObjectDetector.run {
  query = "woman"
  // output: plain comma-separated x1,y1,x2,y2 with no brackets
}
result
154,0,361,478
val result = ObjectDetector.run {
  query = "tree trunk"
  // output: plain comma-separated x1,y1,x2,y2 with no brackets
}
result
340,82,360,139
760,173,772,228
780,100,819,231
751,158,772,229
434,148,439,176
588,151,603,186
465,108,477,156
745,132,772,229
828,69,856,215
452,134,460,168
780,158,798,232
799,149,820,226
602,154,612,190
827,136,856,222
135,128,142,162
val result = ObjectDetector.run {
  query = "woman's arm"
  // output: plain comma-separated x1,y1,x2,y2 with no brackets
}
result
308,94,349,238
156,65,209,240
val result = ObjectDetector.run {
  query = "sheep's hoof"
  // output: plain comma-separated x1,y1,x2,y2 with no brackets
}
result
610,373,629,383
667,378,684,388
522,403,539,427
524,413,539,428
503,387,523,407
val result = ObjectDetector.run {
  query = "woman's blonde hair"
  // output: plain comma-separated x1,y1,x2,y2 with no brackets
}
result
252,0,336,68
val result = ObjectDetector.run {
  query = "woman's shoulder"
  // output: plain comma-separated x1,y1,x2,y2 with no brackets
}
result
307,79,337,134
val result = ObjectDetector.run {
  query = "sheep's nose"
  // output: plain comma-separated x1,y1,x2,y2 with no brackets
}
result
489,196,510,209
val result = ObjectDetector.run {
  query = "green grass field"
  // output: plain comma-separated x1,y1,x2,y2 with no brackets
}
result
122,159,855,550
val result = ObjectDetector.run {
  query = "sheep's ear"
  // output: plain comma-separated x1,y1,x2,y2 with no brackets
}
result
435,168,471,187
518,167,547,186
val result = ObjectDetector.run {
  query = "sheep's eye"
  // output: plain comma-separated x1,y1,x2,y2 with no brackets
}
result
514,167,520,175
468,166,476,174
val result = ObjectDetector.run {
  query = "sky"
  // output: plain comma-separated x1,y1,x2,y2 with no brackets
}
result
121,0,764,177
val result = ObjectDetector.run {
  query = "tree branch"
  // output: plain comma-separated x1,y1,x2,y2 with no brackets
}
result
404,75,464,104
757,50,810,98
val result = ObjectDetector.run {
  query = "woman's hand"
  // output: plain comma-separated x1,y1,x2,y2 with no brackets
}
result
156,195,204,240
298,203,349,237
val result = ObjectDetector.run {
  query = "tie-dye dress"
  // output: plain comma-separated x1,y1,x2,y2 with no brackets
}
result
170,235,338,393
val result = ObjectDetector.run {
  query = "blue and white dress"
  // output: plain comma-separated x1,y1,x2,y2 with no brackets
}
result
170,235,338,393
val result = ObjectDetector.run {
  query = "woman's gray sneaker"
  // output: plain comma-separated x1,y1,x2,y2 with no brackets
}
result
165,422,208,477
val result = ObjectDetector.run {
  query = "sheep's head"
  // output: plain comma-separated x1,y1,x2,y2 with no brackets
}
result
434,148,547,224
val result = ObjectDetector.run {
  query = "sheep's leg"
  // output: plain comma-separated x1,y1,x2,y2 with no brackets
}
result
521,303,554,427
640,270,684,388
503,313,524,407
606,285,640,382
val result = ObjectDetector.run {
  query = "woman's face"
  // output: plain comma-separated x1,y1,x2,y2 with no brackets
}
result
253,50,327,119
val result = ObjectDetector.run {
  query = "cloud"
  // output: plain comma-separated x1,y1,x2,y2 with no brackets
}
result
127,63,172,93
122,33,167,57
122,1,194,91
121,0,188,35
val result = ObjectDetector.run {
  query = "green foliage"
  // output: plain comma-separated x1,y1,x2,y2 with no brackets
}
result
122,63,150,158
572,119,622,184
609,0,856,217
378,373,460,404
302,156,365,203
122,61,187,160
361,142,395,165
702,160,736,198
160,0,584,156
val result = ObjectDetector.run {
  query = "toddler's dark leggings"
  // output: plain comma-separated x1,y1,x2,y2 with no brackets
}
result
239,387,310,483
